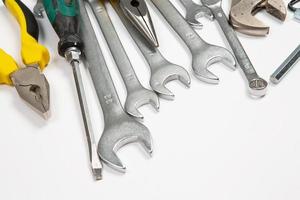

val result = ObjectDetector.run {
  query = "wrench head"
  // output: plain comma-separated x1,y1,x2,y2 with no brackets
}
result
229,0,287,36
249,78,268,98
192,44,237,84
184,3,214,29
125,87,159,119
201,0,222,7
98,113,153,172
150,61,191,100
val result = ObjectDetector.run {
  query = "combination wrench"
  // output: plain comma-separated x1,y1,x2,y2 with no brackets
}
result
87,0,159,119
111,1,191,100
201,0,268,97
79,0,153,172
149,0,236,84
179,0,213,29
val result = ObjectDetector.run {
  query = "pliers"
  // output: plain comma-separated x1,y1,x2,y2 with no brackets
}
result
1,0,50,118
116,0,159,47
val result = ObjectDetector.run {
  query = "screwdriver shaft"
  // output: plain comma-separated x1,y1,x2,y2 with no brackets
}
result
71,58,102,180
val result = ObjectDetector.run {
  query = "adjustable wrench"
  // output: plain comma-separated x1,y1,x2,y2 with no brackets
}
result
179,0,213,29
79,0,153,172
230,0,287,36
111,1,191,100
149,0,236,84
201,0,268,97
87,0,159,119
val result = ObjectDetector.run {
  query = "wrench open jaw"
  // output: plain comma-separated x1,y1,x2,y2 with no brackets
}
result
125,87,160,119
110,1,191,100
201,0,268,97
150,61,191,100
179,0,213,29
192,45,237,84
149,0,236,85
98,113,153,172
88,0,160,119
230,0,287,36
79,0,154,173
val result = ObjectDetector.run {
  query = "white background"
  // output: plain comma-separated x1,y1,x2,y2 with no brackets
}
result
0,0,300,199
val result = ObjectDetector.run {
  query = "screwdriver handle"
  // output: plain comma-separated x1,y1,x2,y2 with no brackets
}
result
42,0,82,56
0,49,19,85
3,0,50,70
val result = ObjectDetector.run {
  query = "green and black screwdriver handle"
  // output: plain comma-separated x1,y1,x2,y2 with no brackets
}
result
42,0,83,57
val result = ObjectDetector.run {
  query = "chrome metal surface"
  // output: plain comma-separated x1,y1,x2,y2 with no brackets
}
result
202,0,268,97
112,2,191,100
87,0,159,119
65,47,103,180
179,0,213,29
149,0,236,84
270,44,300,84
119,0,159,47
79,0,153,172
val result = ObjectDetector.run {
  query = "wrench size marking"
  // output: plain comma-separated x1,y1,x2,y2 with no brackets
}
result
104,94,113,104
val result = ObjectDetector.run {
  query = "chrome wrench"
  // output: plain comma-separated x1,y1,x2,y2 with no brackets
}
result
87,0,159,119
179,0,213,29
149,0,236,84
112,1,191,100
201,0,268,97
79,0,153,172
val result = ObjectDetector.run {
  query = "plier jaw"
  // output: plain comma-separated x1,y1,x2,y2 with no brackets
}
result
120,0,159,47
10,66,50,118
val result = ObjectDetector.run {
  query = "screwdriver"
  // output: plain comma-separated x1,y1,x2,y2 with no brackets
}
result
42,0,102,180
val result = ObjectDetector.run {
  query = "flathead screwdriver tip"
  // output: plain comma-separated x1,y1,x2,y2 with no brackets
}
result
92,168,103,181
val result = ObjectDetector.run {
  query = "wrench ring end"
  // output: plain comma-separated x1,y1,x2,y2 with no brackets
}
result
248,78,268,98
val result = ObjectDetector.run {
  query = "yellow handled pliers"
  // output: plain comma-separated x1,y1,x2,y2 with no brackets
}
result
1,0,50,118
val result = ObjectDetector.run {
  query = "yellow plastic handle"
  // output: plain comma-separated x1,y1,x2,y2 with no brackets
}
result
5,0,50,70
0,49,18,85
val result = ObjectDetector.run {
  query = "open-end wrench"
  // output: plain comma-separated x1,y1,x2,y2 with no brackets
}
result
79,0,153,172
201,0,268,97
111,1,191,100
179,0,213,29
149,0,236,84
87,0,159,119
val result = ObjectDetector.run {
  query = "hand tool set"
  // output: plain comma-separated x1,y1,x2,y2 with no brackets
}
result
1,0,299,180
